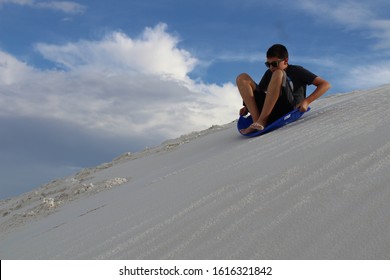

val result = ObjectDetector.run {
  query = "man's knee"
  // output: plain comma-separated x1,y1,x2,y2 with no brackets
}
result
236,73,256,89
236,73,250,84
269,69,284,87
271,69,284,79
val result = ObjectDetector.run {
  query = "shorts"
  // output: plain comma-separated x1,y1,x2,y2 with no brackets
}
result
253,72,295,123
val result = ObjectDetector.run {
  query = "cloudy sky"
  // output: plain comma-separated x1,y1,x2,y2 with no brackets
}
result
1,0,389,198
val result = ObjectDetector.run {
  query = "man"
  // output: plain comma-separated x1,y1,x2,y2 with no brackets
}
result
237,44,331,134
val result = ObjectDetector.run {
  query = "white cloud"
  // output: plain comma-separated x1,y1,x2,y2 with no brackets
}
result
295,0,372,27
35,24,197,80
36,1,85,14
0,51,34,85
214,51,264,63
342,63,390,90
294,0,390,49
0,23,241,140
369,19,390,49
0,0,86,14
0,0,33,4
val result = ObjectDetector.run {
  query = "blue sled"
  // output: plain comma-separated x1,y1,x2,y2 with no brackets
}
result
237,107,310,137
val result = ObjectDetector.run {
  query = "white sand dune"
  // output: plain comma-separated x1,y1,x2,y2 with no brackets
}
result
1,85,390,259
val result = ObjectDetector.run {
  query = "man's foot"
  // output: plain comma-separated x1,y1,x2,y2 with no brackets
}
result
250,122,265,131
239,122,265,135
240,126,257,134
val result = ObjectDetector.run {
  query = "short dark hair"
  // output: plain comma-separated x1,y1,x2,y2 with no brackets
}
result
266,44,289,59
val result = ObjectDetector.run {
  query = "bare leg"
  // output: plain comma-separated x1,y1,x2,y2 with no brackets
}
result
236,73,259,120
236,73,260,134
251,69,284,129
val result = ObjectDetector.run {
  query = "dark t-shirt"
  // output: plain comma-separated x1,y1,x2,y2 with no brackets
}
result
256,64,317,105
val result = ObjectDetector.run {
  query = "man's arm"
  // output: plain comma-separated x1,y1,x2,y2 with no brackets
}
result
297,77,331,112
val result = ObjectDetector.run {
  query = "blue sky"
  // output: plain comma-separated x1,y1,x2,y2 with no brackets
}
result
1,0,390,198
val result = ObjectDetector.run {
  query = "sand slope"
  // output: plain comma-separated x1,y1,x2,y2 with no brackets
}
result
1,85,390,259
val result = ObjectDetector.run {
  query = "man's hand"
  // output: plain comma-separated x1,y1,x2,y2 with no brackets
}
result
298,77,331,112
296,99,310,112
239,106,249,116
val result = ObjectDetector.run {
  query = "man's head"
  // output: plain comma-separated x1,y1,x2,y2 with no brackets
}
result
265,44,289,72
267,44,288,59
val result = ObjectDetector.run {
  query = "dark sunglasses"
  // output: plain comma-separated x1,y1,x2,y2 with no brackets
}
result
265,59,285,68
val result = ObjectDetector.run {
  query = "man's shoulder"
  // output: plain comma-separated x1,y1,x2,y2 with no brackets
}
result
287,64,317,84
286,64,306,72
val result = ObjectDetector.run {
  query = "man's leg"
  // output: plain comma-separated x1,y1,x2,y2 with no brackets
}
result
251,69,284,129
236,73,260,121
236,73,261,134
